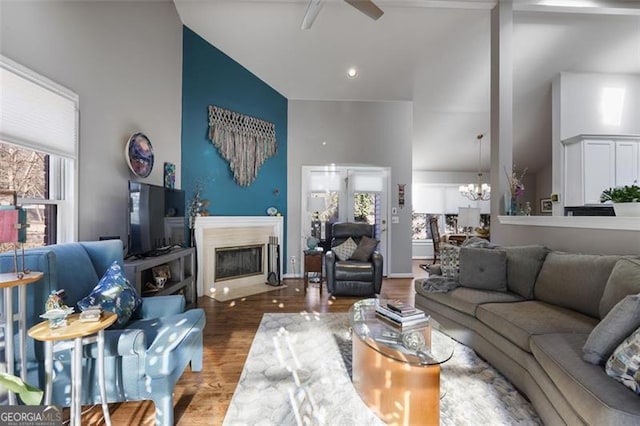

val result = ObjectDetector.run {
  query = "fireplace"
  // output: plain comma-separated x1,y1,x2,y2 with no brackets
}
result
193,216,284,297
215,244,263,281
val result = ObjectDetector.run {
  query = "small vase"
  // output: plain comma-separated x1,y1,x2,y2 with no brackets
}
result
509,197,518,216
525,201,532,216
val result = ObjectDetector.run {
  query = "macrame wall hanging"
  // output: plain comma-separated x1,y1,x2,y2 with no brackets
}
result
208,105,277,187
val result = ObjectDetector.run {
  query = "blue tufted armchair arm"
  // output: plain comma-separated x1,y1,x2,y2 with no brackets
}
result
82,328,146,358
138,295,185,319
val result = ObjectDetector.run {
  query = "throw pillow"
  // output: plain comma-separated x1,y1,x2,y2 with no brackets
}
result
605,326,640,395
583,294,640,365
77,261,142,326
349,236,378,262
332,237,358,261
498,245,549,299
599,257,640,318
440,244,461,280
458,247,508,291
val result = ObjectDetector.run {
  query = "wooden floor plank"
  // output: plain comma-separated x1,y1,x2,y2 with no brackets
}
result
81,262,428,425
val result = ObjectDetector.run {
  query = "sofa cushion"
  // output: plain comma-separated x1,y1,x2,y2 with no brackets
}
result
459,247,507,291
440,243,461,280
423,287,524,316
498,245,548,299
335,261,373,282
531,333,640,425
534,252,621,319
332,237,358,261
606,327,640,395
583,294,640,365
476,300,598,352
349,236,377,262
599,257,640,318
77,261,142,326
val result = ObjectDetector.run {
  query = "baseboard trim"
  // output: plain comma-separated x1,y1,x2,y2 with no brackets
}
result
282,273,301,279
387,273,414,279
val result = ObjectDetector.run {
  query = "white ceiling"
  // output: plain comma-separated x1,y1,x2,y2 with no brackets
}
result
174,0,640,174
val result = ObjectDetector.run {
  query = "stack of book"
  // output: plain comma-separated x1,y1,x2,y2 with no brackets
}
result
375,300,430,330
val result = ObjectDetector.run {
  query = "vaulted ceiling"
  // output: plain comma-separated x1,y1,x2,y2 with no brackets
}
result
174,0,640,174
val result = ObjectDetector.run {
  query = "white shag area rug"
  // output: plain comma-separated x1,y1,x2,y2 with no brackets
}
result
223,313,542,426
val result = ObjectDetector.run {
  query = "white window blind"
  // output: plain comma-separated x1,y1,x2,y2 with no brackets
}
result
412,184,444,214
0,56,78,159
309,170,341,191
351,171,385,192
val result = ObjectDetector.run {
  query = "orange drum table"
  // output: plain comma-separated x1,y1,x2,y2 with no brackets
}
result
348,299,454,426
29,312,117,426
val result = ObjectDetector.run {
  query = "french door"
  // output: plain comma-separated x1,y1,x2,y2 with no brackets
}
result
302,166,389,275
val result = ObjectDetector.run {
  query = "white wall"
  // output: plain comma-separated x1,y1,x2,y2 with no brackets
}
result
0,1,183,243
559,72,640,140
552,72,640,215
288,100,413,277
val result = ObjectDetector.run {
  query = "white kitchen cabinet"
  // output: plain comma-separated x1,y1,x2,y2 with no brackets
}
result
615,141,639,186
563,135,640,206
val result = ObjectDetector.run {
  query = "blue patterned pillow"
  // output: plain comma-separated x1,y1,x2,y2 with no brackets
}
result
77,261,141,326
606,326,640,395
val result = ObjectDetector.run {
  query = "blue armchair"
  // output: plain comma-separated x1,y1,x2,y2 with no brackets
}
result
0,240,205,426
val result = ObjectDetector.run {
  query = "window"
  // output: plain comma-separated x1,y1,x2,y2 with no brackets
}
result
0,55,78,250
412,183,491,240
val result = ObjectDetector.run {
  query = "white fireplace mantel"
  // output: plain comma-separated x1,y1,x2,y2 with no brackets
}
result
194,216,284,296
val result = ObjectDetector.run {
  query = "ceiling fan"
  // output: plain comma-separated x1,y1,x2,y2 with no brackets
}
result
301,0,384,30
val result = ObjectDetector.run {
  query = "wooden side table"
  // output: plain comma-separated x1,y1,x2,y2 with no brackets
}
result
0,271,43,405
29,312,117,426
303,250,323,293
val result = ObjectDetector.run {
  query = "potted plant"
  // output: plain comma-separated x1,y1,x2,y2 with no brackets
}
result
600,183,640,217
0,372,43,405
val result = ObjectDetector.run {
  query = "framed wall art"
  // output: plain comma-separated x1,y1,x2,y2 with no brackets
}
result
125,132,154,178
540,198,553,213
164,162,176,188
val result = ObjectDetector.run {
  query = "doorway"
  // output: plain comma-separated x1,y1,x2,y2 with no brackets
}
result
301,165,389,275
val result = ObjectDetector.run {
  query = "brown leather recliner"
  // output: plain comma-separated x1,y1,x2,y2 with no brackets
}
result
324,222,383,297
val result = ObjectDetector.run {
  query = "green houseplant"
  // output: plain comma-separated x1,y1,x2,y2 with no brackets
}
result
600,183,640,217
0,372,43,405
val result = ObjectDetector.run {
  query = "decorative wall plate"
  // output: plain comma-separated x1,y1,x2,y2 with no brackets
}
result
125,132,154,178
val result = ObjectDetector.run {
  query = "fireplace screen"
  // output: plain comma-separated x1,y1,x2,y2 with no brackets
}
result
215,244,263,281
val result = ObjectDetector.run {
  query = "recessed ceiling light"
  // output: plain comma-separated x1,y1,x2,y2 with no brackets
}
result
347,67,358,79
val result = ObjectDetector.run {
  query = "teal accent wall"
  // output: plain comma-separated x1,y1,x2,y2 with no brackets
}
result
181,26,287,246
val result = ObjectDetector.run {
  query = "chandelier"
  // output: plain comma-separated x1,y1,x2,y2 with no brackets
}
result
459,134,491,201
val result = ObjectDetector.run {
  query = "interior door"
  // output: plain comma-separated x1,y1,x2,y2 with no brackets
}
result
345,169,388,275
303,166,389,276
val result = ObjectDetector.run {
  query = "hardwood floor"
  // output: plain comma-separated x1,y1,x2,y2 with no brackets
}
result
83,263,428,425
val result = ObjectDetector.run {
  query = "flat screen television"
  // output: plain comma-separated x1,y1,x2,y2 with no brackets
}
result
128,181,185,257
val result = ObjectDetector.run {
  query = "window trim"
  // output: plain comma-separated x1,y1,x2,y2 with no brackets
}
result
1,55,78,243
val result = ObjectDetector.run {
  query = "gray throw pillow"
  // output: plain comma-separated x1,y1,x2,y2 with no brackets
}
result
498,245,548,299
458,247,507,291
599,257,640,318
332,237,358,261
350,236,377,261
583,294,640,365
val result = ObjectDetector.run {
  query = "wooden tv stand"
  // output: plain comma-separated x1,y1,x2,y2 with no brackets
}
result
124,247,196,307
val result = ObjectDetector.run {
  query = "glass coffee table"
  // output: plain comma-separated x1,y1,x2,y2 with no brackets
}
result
348,298,455,426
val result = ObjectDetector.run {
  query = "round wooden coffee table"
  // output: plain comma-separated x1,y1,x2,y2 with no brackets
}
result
348,298,454,426
29,311,117,426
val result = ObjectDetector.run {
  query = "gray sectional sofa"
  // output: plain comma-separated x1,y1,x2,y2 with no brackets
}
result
415,245,640,426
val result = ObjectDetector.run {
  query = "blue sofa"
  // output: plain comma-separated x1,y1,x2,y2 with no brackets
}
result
0,240,205,425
